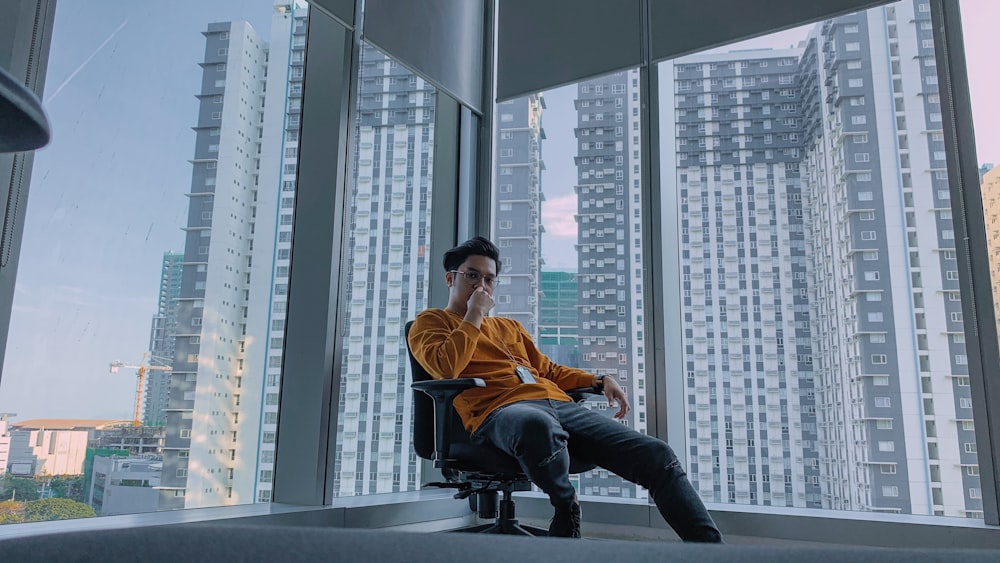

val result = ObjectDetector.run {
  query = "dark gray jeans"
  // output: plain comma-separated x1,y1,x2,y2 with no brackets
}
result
472,399,723,543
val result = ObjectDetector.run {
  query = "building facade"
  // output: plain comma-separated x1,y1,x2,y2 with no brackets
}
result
89,455,162,516
0,415,12,476
538,270,580,367
573,69,647,499
3,419,128,477
493,94,546,338
145,251,184,427
243,1,308,505
91,426,165,456
159,1,308,510
655,0,978,516
985,167,1000,354
797,1,977,517
664,48,820,507
330,44,436,497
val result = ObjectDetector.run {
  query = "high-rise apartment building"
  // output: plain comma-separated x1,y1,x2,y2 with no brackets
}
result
664,48,820,508
243,1,308,505
655,0,979,516
159,1,308,510
573,70,647,499
331,45,437,497
494,95,546,337
797,1,977,517
145,251,183,427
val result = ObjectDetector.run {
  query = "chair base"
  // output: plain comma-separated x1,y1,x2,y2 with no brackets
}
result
453,522,549,536
446,487,550,536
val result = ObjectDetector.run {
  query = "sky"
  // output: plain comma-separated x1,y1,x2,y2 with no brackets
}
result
1,1,997,421
539,0,1000,270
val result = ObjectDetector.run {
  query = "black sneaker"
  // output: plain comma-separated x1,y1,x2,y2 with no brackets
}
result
548,501,582,538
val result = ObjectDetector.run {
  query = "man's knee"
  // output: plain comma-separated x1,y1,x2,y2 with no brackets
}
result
518,415,567,455
492,404,566,458
644,438,681,470
518,411,559,435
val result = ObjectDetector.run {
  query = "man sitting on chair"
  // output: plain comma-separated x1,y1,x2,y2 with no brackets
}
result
407,236,723,542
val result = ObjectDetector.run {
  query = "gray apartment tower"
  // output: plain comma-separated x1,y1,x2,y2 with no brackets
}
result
145,251,184,427
655,0,979,516
573,70,647,499
666,48,821,507
796,2,979,517
493,95,546,337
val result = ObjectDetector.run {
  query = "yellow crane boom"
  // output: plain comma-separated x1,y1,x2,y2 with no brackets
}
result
109,352,173,426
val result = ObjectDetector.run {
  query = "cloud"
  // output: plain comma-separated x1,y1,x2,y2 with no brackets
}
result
541,193,578,270
542,193,578,237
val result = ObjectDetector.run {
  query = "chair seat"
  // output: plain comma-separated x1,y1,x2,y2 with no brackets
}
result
448,442,596,477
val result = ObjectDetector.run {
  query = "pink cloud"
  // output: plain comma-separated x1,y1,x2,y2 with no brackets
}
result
542,193,578,237
541,193,578,269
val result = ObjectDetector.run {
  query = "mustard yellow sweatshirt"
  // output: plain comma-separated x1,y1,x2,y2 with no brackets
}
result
408,308,595,432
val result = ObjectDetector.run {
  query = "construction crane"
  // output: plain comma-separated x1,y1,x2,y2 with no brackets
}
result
109,352,173,427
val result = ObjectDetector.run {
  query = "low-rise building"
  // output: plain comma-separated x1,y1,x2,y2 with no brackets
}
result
4,419,130,476
89,455,162,516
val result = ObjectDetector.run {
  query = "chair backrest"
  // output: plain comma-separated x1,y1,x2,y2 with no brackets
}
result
404,321,436,461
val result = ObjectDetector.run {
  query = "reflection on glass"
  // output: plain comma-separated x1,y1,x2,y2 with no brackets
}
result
332,44,436,498
0,0,307,521
494,69,648,501
660,0,981,517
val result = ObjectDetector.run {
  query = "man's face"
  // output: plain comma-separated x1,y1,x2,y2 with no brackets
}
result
446,254,499,306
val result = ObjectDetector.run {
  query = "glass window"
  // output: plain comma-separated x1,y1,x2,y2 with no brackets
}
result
331,44,436,498
657,0,983,517
968,0,1000,519
0,1,306,519
491,69,646,501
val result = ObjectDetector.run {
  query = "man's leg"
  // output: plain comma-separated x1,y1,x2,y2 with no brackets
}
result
553,401,723,543
473,400,580,536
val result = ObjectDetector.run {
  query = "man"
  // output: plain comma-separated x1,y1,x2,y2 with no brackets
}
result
408,236,722,542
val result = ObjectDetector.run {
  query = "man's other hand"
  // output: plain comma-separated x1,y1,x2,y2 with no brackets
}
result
603,377,630,419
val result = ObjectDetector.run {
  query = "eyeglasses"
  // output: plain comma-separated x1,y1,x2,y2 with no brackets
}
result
449,270,502,287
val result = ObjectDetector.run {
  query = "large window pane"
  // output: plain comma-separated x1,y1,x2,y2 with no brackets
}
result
965,0,1000,520
332,43,436,498
493,68,648,501
659,0,983,517
0,0,307,520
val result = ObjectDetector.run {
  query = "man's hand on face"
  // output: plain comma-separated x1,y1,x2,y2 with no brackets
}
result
603,377,630,420
467,286,495,318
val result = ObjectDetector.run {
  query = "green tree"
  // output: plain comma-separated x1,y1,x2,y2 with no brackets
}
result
48,475,87,503
0,476,41,502
22,498,95,522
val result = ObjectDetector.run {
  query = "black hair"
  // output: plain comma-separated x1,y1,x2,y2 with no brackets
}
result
443,236,502,273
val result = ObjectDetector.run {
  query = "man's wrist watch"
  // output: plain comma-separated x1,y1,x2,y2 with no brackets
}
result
594,373,608,391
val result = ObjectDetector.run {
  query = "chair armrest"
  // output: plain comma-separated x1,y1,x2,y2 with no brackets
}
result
411,378,485,466
565,386,604,403
412,378,485,394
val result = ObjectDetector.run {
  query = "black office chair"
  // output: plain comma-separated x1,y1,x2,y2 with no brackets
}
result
405,321,599,535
